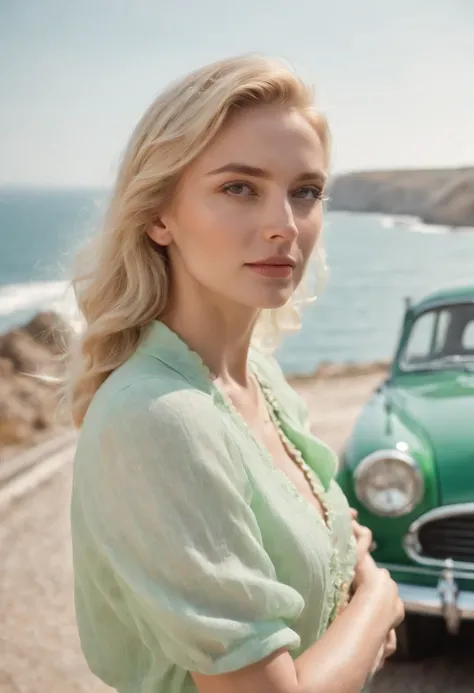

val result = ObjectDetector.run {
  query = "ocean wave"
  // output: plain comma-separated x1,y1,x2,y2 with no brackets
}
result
0,280,83,332
0,281,68,315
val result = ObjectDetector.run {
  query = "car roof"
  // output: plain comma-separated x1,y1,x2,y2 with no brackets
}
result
412,282,474,314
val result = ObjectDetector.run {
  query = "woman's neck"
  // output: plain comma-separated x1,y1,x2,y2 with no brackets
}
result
162,283,259,387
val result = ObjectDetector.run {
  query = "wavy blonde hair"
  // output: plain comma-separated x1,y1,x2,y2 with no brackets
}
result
68,54,331,427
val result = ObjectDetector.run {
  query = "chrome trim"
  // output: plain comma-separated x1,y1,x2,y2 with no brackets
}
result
439,560,461,633
400,557,474,635
378,561,474,581
355,449,418,478
397,582,474,627
410,502,474,527
354,449,424,517
381,560,474,633
405,502,474,571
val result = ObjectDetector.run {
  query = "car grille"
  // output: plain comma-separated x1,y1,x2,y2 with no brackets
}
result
418,513,474,564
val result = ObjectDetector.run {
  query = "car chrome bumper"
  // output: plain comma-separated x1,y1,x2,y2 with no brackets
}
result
398,584,474,618
380,560,474,634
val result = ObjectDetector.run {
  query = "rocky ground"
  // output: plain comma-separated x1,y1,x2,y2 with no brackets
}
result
1,316,473,692
0,312,71,459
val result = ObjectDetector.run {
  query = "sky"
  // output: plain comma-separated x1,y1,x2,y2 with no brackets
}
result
1,0,473,187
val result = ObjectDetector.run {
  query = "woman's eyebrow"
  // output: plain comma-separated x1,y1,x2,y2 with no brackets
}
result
206,163,271,178
207,162,327,184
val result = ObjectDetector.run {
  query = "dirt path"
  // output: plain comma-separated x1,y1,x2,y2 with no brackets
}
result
0,369,472,692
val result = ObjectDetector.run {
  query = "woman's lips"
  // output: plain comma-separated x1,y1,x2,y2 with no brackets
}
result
245,263,294,278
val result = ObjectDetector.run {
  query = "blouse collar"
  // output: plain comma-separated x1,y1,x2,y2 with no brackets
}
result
137,320,336,489
137,320,213,391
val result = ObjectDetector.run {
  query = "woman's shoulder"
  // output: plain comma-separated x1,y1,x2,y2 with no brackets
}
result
74,359,252,502
82,355,218,442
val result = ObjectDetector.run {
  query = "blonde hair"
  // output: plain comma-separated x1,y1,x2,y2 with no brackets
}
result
68,54,330,426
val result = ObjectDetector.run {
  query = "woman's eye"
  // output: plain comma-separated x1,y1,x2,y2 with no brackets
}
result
293,186,324,200
222,182,255,196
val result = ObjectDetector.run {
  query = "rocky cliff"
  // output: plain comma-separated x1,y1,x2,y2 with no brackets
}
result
0,312,71,458
327,167,474,227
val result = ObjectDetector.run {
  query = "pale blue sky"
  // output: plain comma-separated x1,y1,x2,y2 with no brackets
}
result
1,0,473,187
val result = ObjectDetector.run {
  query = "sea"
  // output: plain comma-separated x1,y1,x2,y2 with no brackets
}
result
1,187,473,376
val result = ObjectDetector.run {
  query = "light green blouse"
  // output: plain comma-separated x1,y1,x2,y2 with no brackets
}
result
71,321,357,692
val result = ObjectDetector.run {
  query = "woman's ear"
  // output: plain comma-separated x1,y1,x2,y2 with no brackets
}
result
147,218,172,246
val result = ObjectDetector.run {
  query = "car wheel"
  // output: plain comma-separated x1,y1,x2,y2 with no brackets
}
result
394,614,446,661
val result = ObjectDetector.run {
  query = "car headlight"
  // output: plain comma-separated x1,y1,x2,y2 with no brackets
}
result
354,449,424,517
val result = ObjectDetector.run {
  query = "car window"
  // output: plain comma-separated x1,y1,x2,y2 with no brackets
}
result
433,309,451,353
400,302,474,370
462,321,474,350
403,311,436,364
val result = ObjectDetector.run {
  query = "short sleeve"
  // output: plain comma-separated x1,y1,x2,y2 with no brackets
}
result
81,384,304,675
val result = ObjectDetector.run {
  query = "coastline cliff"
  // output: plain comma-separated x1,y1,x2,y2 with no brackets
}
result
327,167,474,227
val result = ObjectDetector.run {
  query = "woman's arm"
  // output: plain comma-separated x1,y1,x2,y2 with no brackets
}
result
88,384,402,693
192,558,404,693
350,509,397,673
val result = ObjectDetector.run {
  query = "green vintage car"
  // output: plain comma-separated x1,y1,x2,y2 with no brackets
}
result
337,282,474,660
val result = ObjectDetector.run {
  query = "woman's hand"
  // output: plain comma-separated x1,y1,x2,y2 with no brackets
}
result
381,628,397,664
350,508,403,666
372,628,397,673
350,508,375,566
354,551,405,634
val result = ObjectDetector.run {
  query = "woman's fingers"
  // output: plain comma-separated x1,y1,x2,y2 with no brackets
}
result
383,629,397,659
374,630,398,673
352,518,377,556
352,520,373,563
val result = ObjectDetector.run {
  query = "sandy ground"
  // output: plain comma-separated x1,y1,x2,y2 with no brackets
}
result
1,369,473,692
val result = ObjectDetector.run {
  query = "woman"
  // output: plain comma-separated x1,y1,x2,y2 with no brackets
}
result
69,55,403,693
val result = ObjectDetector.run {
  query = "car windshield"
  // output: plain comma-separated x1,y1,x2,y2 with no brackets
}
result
399,302,474,372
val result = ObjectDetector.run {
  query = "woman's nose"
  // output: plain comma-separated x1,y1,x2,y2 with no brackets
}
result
262,197,298,241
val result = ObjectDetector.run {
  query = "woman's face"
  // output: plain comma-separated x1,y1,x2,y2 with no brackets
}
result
151,104,326,311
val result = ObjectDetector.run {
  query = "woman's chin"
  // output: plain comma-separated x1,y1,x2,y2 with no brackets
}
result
252,287,295,310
